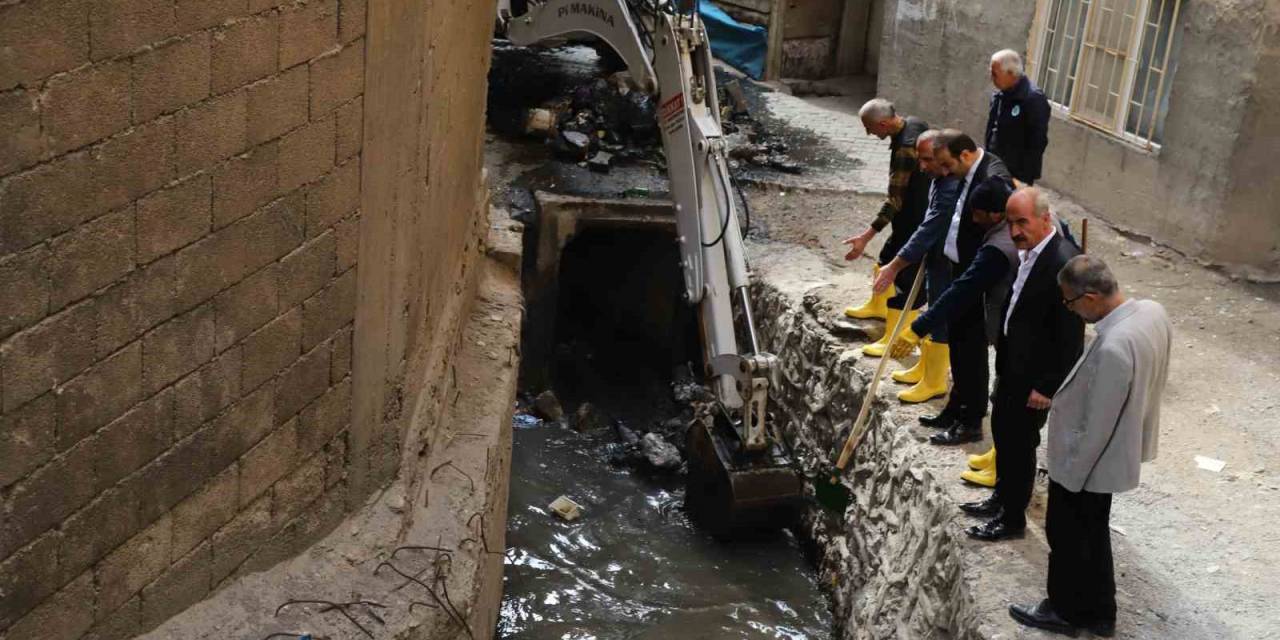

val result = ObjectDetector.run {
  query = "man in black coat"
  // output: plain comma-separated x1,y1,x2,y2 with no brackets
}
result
986,50,1051,186
965,187,1085,541
920,130,1012,446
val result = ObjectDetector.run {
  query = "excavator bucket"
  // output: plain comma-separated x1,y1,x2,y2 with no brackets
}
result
685,412,803,537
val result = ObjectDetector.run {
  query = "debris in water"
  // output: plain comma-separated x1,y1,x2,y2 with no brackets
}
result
513,413,542,429
573,402,608,432
533,390,564,422
1195,455,1226,473
588,151,613,173
641,432,682,470
548,495,583,521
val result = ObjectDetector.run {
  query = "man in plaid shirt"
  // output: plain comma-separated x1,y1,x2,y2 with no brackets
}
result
843,98,933,359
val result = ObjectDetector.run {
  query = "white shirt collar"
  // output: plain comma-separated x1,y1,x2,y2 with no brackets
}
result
1019,224,1057,262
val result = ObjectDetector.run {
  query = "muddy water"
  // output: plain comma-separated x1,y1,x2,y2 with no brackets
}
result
499,420,833,638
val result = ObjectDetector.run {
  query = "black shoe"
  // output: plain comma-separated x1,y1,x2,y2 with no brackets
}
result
918,409,955,427
1009,599,1079,637
959,495,1001,517
966,517,1025,541
929,421,982,445
1087,621,1115,637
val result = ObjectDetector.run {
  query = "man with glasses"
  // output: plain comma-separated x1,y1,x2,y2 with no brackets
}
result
1009,255,1171,637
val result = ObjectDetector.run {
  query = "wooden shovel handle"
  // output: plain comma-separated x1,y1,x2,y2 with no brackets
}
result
833,264,927,474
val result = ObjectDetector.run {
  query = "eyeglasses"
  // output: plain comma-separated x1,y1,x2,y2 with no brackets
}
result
1062,292,1087,306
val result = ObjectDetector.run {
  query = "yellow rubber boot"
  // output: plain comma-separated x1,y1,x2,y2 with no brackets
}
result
845,265,894,320
968,446,996,470
891,338,930,384
861,308,902,357
960,464,996,487
898,340,950,403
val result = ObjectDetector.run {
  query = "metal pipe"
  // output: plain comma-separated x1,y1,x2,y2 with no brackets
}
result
737,286,761,354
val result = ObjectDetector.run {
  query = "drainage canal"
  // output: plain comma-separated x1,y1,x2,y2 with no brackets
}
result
499,195,834,637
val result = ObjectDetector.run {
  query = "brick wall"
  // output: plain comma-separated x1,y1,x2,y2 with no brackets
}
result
0,0,367,637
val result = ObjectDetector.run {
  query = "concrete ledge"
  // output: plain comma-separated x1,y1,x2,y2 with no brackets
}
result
139,234,523,640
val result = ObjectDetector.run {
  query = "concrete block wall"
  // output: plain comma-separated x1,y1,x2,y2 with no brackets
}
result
0,0,367,637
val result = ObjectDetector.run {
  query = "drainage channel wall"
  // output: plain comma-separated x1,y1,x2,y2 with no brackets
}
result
749,279,983,639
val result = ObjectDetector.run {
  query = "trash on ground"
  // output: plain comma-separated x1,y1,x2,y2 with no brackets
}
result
533,390,564,421
1195,455,1227,473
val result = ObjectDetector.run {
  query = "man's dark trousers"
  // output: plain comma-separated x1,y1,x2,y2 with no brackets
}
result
1046,480,1116,627
941,261,987,423
990,381,1048,528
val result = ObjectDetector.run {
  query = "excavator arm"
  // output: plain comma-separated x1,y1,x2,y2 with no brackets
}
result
499,0,777,452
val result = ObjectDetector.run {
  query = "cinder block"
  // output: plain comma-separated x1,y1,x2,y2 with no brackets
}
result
170,235,224,314
218,190,305,282
2,565,94,640
301,267,354,351
0,87,44,174
338,0,366,43
209,493,271,585
333,212,359,273
213,263,279,352
274,342,330,424
177,0,246,32
41,59,131,153
245,66,308,145
334,96,362,162
94,389,175,492
298,376,349,455
0,0,90,90
96,257,178,357
137,174,212,264
322,431,347,488
0,151,90,253
89,0,179,60
131,426,220,524
47,207,135,311
0,531,59,630
278,117,335,191
94,516,172,614
241,309,302,391
305,158,359,235
169,467,238,560
0,245,51,340
0,302,96,413
270,450,324,528
238,418,297,506
249,479,342,572
249,0,287,12
0,437,96,561
140,541,212,629
92,116,179,214
142,304,216,396
212,142,280,229
279,0,338,70
174,346,242,438
0,392,56,488
212,13,279,95
279,232,335,308
176,90,249,175
330,324,352,383
132,33,212,123
309,41,362,116
57,340,143,447
58,483,142,585
82,595,141,640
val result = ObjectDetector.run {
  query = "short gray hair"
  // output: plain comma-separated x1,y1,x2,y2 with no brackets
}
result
917,128,941,150
1013,186,1051,218
859,98,895,122
1058,254,1118,296
991,49,1024,76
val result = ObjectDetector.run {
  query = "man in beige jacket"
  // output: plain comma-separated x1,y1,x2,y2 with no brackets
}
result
1009,255,1172,638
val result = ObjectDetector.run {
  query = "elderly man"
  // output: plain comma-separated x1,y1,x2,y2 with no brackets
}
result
986,50,1051,186
870,129,960,402
842,99,932,359
966,187,1083,541
1010,255,1171,637
917,130,1012,445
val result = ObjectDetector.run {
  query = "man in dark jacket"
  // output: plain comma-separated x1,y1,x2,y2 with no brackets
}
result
919,130,1012,446
965,187,1085,542
986,50,1051,186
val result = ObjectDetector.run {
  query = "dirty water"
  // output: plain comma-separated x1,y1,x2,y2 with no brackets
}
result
499,419,834,639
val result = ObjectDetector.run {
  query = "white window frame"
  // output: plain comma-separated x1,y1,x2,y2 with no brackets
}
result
1026,0,1182,152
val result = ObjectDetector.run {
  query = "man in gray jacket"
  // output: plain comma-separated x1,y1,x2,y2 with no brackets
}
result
1009,255,1172,638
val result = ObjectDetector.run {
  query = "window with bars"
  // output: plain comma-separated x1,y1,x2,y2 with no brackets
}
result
1027,0,1182,148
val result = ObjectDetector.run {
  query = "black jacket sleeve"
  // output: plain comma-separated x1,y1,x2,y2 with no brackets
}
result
912,245,1011,338
1024,92,1051,183
1031,252,1085,397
